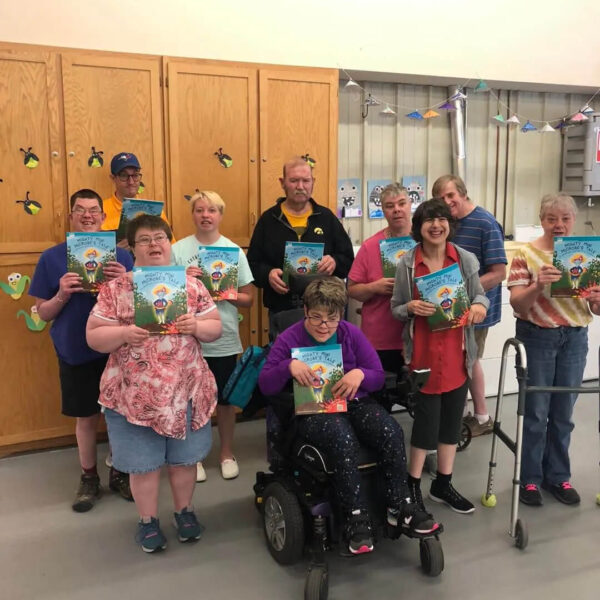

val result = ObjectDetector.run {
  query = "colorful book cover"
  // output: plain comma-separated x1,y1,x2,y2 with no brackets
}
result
197,246,239,301
415,263,471,331
379,236,416,277
66,231,116,293
551,236,600,298
116,199,164,242
337,178,362,218
367,179,392,219
132,266,187,334
290,344,347,415
401,175,427,213
282,242,324,284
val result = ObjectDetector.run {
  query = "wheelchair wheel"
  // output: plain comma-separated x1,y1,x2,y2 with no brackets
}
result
419,537,444,577
263,481,305,565
304,566,329,600
457,422,472,452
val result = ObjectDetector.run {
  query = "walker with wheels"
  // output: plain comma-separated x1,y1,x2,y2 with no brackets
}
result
481,337,600,550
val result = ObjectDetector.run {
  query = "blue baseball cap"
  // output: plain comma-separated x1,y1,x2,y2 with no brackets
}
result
110,152,141,175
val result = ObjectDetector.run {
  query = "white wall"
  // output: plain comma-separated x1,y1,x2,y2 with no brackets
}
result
1,0,599,88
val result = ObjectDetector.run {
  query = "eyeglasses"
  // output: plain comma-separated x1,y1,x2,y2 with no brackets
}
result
116,173,142,182
306,315,341,328
134,233,169,246
72,207,102,216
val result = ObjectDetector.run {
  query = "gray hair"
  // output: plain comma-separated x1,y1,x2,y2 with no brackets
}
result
381,183,409,203
539,193,577,220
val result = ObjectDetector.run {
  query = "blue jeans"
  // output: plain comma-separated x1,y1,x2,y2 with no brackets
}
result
516,319,588,486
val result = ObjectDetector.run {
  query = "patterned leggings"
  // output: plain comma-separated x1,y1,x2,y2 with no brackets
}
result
296,399,408,513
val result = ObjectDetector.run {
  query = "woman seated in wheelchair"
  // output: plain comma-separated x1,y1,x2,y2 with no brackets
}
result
258,277,440,555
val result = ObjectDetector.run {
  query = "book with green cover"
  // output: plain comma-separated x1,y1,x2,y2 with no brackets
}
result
66,231,116,293
282,242,324,284
290,344,347,415
414,263,471,331
197,246,239,301
379,236,416,277
116,199,164,242
132,266,187,334
551,236,600,298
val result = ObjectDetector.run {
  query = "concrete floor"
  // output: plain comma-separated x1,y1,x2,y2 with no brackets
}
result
2,390,600,600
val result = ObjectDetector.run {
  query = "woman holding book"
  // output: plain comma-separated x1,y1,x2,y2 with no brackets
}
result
391,198,489,515
259,277,441,556
172,191,254,482
86,214,222,553
507,193,600,506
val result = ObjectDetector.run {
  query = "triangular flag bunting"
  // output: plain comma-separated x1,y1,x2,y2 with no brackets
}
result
491,114,506,125
406,111,424,120
423,109,439,119
474,80,489,93
438,102,455,110
521,121,537,132
449,91,467,101
506,115,521,125
569,112,588,123
580,104,594,114
540,122,556,133
381,105,396,115
554,121,567,130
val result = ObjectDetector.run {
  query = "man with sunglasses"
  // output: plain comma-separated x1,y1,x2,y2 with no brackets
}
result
29,189,134,512
102,152,172,246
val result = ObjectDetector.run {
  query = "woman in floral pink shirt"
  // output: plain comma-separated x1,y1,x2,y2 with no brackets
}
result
87,215,221,553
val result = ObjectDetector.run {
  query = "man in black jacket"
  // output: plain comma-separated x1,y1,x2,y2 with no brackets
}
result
248,157,354,334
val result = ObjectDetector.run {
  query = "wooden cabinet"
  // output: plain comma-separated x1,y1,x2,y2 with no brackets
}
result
62,53,165,205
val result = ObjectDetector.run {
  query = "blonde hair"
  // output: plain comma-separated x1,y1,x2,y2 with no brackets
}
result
539,193,577,220
303,277,347,315
432,174,468,199
190,190,226,214
282,156,314,178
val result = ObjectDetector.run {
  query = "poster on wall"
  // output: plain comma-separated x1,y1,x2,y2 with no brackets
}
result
367,179,391,219
402,175,427,213
337,178,362,218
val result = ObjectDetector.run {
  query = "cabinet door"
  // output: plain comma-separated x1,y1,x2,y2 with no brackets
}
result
258,68,338,213
0,50,66,254
165,61,259,246
61,54,165,206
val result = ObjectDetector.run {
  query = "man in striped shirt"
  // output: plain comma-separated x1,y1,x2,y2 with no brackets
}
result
432,175,507,435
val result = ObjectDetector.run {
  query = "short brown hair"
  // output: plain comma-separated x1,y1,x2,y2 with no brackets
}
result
70,188,103,211
303,277,347,316
411,198,456,243
432,174,468,199
127,214,173,247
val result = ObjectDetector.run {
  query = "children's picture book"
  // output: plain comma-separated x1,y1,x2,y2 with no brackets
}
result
132,266,187,334
379,236,416,277
290,344,347,415
337,178,362,218
415,263,471,331
66,231,116,293
401,175,427,213
367,179,392,219
116,199,164,242
282,242,324,284
197,246,239,301
552,236,600,298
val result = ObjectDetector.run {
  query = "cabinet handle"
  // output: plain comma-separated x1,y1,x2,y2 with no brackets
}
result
251,329,256,334
261,158,267,162
52,151,59,158
68,151,75,157
250,158,256,163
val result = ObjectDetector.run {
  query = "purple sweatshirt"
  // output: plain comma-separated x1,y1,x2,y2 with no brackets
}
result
259,320,385,398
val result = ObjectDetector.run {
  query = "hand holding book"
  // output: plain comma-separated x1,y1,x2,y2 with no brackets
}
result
408,299,436,317
330,368,364,400
290,359,320,387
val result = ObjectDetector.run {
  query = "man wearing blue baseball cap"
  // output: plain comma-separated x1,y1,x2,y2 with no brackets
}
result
102,152,172,244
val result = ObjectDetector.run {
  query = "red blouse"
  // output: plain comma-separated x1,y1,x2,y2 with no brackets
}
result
410,243,467,394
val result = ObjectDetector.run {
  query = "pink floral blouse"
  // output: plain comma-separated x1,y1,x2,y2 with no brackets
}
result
91,274,218,439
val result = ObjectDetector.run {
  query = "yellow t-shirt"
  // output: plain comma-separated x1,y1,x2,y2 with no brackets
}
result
281,204,313,240
101,193,175,241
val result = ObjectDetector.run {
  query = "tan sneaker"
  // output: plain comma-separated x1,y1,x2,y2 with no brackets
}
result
464,415,493,437
220,457,239,480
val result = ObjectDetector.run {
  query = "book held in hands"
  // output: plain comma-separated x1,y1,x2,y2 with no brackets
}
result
282,242,324,284
379,236,416,278
117,199,164,242
66,231,116,293
197,246,239,301
551,236,600,298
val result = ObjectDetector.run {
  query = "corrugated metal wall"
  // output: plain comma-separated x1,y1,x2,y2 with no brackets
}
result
339,82,597,244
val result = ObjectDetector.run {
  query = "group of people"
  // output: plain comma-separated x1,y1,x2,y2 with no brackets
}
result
29,152,600,555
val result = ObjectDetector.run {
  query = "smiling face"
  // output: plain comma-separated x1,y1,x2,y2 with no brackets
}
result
192,198,223,234
382,193,412,235
540,206,575,239
69,197,106,233
132,227,172,267
420,216,450,247
280,163,314,211
438,180,470,219
303,306,342,343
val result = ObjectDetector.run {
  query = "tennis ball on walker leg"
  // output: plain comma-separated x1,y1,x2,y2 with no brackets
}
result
596,493,600,506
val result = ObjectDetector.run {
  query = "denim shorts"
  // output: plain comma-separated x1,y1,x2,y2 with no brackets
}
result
104,403,212,474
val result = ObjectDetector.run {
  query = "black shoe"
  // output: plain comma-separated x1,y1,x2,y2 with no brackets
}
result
344,509,374,555
109,467,134,502
541,481,580,505
407,478,427,512
72,473,101,513
429,482,475,514
388,502,441,536
519,483,543,506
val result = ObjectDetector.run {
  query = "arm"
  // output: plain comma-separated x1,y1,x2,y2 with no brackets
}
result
228,283,254,308
35,272,85,322
390,260,413,322
175,306,222,341
258,332,296,396
480,263,507,291
86,315,149,353
247,216,273,289
508,254,560,315
347,278,394,302
349,327,385,393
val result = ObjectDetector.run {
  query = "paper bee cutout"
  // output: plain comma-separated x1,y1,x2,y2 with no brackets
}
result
16,191,42,215
88,147,104,168
138,181,146,194
214,148,233,168
20,147,40,169
302,153,316,168
184,188,201,202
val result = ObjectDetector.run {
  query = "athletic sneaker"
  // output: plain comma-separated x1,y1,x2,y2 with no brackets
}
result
387,502,440,536
463,414,493,437
109,467,134,502
542,481,580,505
344,509,374,555
519,483,543,506
173,507,204,542
429,482,475,514
135,517,167,553
72,473,101,513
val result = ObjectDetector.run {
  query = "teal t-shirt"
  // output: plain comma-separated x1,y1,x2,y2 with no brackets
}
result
171,234,254,357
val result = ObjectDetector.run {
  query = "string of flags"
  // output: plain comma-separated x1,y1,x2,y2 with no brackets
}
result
343,70,598,133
